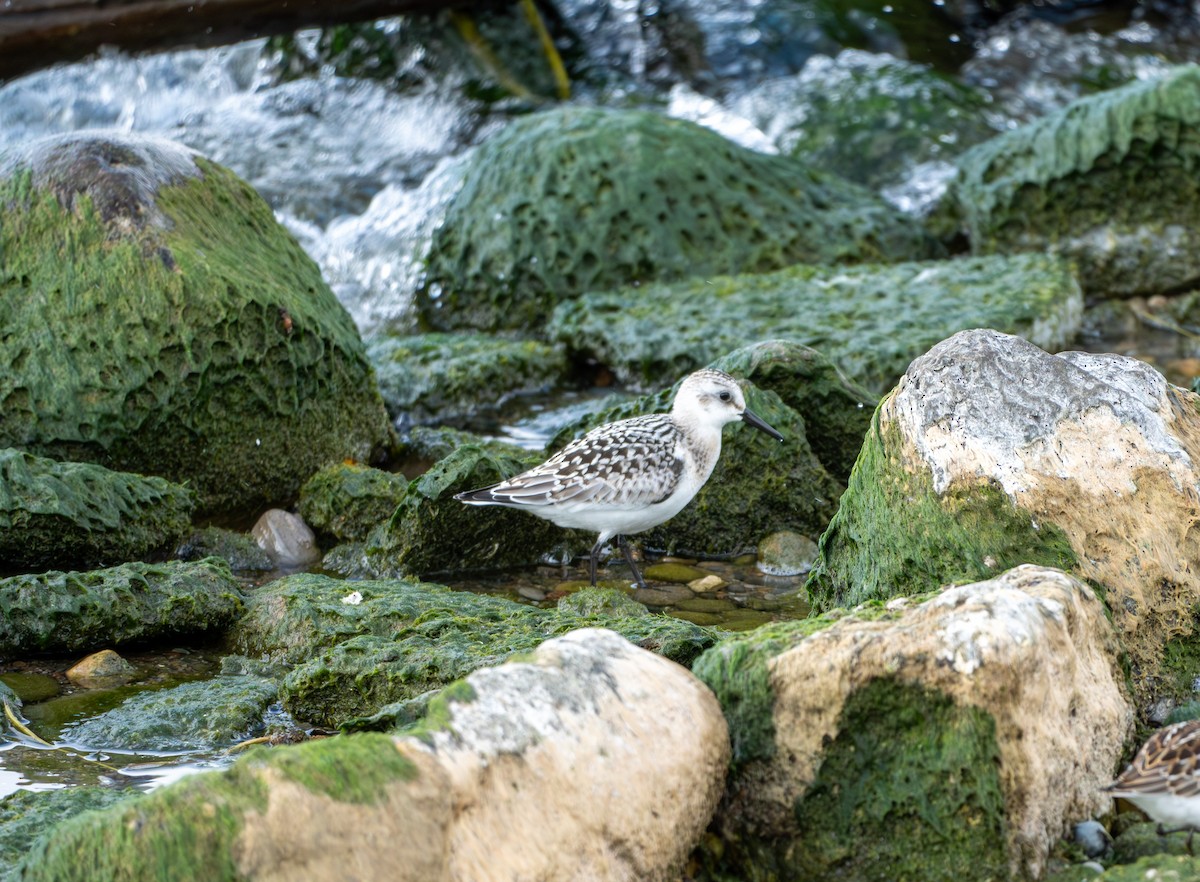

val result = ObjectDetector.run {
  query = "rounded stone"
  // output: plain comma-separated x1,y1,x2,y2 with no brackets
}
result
757,531,818,576
252,509,321,570
66,649,139,689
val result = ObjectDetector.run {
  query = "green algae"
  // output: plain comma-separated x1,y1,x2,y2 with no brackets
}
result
174,526,274,572
0,788,139,882
806,407,1079,611
297,462,408,545
417,106,937,332
263,731,417,804
0,144,390,515
555,587,648,618
784,679,1008,882
0,448,195,574
280,592,716,728
0,558,244,656
550,253,1082,395
366,332,567,421
949,64,1200,296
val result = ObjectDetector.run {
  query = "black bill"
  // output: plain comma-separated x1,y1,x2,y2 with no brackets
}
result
741,407,784,441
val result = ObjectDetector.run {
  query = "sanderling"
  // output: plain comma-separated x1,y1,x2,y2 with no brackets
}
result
455,368,783,587
1106,718,1200,847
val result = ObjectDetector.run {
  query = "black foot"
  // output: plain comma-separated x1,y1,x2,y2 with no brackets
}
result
617,535,647,589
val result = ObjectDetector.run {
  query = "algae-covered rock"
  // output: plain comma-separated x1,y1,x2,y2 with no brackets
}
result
0,448,194,574
549,253,1082,394
0,559,244,656
297,462,408,545
0,788,139,881
417,106,939,332
735,50,997,197
18,630,728,882
365,439,579,576
174,526,274,572
948,64,1200,296
693,565,1131,882
808,328,1200,700
0,132,391,515
61,676,278,752
1050,854,1200,881
228,573,715,727
366,332,567,422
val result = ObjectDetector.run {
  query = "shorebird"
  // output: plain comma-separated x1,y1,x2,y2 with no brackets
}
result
455,368,784,588
1106,718,1200,851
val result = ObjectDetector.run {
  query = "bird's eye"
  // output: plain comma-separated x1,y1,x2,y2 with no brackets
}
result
719,391,732,402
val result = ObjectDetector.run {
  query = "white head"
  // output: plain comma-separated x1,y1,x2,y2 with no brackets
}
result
671,369,784,440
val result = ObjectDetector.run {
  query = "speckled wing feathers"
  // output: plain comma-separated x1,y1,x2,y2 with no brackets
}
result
1109,719,1200,796
463,414,684,509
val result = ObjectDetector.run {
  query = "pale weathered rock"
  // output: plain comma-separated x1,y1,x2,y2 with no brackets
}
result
809,329,1200,696
696,565,1133,881
251,509,320,570
23,629,729,882
66,649,137,689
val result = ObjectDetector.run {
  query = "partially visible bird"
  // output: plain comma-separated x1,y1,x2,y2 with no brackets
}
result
455,368,784,588
1106,718,1200,851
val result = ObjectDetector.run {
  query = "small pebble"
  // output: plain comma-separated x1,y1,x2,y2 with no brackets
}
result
688,574,726,594
252,509,321,570
756,531,817,576
67,650,138,689
632,584,693,607
518,586,548,602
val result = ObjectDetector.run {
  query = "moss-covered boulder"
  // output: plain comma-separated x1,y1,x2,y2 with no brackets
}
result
297,462,408,545
1048,854,1200,882
0,559,244,656
0,449,194,575
693,565,1131,881
228,573,715,727
366,332,567,423
735,50,997,197
18,630,727,882
947,64,1200,296
364,438,580,576
0,132,391,515
807,328,1200,703
61,676,277,751
0,788,139,882
280,594,716,728
549,253,1082,394
416,106,939,332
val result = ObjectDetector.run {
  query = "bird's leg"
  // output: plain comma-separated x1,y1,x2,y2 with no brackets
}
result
616,535,647,589
588,537,603,586
1156,824,1198,854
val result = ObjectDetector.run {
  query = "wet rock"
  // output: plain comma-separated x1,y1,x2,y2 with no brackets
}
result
632,584,695,607
251,509,320,570
757,530,818,576
363,438,579,576
66,650,137,689
174,525,274,572
643,562,708,584
687,575,726,594
1074,820,1111,859
366,332,566,423
228,573,715,728
19,629,729,882
550,253,1082,396
694,565,1132,881
297,462,407,545
0,673,55,704
0,448,194,575
808,328,1200,702
556,587,647,618
62,675,277,751
549,343,849,554
733,50,998,200
417,106,939,333
947,64,1200,297
0,559,244,656
0,131,391,515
